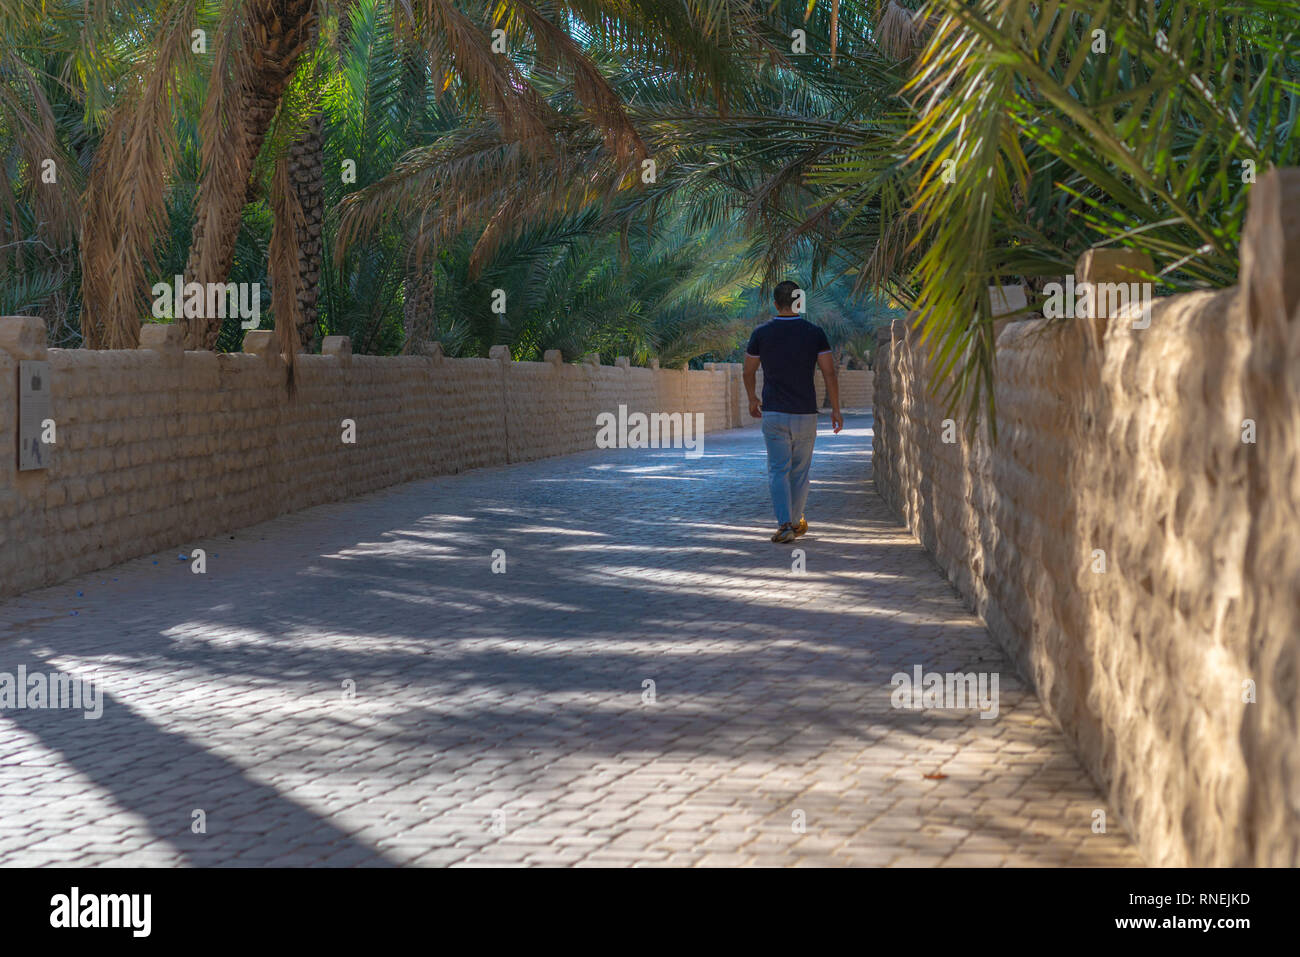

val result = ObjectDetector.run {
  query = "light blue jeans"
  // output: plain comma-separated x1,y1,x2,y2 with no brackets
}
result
760,412,819,526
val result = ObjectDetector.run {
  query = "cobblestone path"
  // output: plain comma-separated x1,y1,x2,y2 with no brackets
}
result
0,413,1142,866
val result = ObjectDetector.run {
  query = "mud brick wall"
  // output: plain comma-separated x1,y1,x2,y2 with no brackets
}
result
0,343,30,595
0,330,775,600
729,366,874,422
825,368,873,409
871,169,1300,867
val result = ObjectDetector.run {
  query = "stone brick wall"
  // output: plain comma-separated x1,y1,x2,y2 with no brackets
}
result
3,325,866,600
872,169,1300,866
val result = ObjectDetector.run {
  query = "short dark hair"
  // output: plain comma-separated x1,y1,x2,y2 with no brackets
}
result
773,280,801,310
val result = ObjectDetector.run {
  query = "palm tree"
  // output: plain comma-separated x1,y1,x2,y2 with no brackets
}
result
334,0,906,319
838,0,1299,425
319,0,455,355
402,207,761,364
79,0,665,357
0,0,109,344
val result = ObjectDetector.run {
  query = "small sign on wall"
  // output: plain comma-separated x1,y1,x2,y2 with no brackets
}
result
19,359,52,471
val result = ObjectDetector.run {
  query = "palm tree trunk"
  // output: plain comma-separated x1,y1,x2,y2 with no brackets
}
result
182,0,318,351
402,263,437,354
288,111,324,351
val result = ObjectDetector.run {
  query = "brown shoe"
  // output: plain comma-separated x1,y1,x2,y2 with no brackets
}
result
794,517,808,537
771,523,797,544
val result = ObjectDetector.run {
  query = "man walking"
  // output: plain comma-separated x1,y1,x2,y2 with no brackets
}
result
743,281,843,543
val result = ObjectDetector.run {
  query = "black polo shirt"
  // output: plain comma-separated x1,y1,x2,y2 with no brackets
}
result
745,316,832,414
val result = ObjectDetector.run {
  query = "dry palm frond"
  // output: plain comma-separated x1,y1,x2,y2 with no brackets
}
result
185,0,319,349
80,0,201,349
335,116,638,276
414,0,553,147
830,0,839,63
505,0,647,163
269,150,306,393
0,48,82,250
800,0,844,63
187,0,256,287
862,207,914,294
876,1,919,60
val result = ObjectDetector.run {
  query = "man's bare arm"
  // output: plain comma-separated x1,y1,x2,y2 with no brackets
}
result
817,352,843,433
743,354,762,418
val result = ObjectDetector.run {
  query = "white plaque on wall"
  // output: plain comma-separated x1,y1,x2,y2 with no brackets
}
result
18,359,52,471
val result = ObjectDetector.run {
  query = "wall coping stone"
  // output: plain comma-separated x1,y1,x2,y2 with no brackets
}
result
1076,247,1155,346
242,330,279,362
138,323,184,362
322,336,352,368
1241,168,1300,327
0,316,48,360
